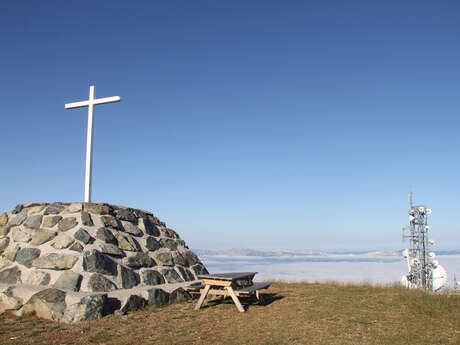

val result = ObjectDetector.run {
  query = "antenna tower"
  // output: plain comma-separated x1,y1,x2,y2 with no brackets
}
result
401,193,434,289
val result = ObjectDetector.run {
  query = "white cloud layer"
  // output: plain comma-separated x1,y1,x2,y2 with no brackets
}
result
201,254,460,287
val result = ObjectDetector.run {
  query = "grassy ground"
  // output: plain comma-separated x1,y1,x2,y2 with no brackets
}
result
0,282,458,345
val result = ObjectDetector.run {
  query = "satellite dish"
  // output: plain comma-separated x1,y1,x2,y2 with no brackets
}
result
432,264,448,292
428,252,436,258
426,208,432,215
418,206,425,213
402,249,409,258
429,239,435,245
401,275,410,288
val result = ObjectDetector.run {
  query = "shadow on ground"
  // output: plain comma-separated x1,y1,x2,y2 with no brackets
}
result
200,293,284,311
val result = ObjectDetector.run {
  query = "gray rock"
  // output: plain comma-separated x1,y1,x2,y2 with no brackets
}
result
53,271,82,292
0,237,9,253
63,294,107,323
32,253,78,270
145,236,161,251
121,222,143,237
83,250,117,275
176,265,195,281
138,217,160,236
11,227,32,243
169,288,192,304
190,264,209,277
42,215,62,228
4,244,20,261
83,203,111,215
24,205,46,215
160,238,178,251
132,209,152,219
8,211,27,226
23,289,66,321
101,215,119,229
97,243,124,257
117,265,139,289
16,248,41,267
153,252,174,266
81,211,93,226
150,214,164,226
0,257,11,270
141,269,165,286
43,205,65,215
147,288,169,307
30,229,56,245
123,253,154,268
58,217,78,231
74,228,93,244
23,202,44,209
0,213,8,226
69,242,83,253
0,226,10,238
87,273,117,292
0,291,22,313
51,233,74,249
0,266,21,284
11,204,23,214
171,251,187,266
63,203,82,214
95,227,117,245
26,270,50,286
182,250,201,266
118,295,147,315
115,208,137,223
161,268,184,283
115,233,140,252
164,228,180,239
23,215,42,229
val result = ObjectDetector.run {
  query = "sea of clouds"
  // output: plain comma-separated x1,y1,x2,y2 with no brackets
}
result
199,252,460,287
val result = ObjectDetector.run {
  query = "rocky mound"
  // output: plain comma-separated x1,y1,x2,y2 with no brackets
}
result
0,202,208,322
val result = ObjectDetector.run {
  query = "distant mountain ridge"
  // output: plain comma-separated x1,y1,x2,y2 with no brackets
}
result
194,248,460,257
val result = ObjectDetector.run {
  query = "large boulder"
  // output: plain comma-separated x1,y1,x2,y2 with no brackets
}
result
22,289,67,321
63,294,107,323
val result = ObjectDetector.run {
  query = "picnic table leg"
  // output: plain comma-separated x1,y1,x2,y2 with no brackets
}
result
226,286,245,313
194,284,211,310
255,290,266,305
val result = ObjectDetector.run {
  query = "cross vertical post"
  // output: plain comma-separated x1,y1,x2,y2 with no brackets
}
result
85,86,95,203
65,85,121,203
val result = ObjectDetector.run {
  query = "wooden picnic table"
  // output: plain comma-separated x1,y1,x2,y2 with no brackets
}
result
194,272,271,312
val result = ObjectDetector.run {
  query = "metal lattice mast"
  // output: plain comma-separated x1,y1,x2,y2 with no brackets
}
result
402,193,433,289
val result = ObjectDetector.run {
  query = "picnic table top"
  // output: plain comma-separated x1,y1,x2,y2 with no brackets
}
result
197,272,257,281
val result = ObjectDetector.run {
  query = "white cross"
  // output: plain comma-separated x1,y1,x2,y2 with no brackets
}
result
65,85,121,203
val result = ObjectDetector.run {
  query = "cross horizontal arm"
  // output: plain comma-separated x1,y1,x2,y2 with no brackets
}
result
64,96,121,109
65,100,90,109
93,96,121,105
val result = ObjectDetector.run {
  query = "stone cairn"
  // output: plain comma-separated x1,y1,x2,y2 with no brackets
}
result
0,202,208,323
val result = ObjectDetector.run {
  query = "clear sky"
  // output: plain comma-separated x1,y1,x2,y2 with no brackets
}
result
1,1,459,251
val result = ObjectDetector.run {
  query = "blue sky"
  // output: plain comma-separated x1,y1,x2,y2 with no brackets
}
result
1,1,459,251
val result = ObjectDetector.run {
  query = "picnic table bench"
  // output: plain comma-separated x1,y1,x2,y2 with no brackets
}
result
193,272,271,312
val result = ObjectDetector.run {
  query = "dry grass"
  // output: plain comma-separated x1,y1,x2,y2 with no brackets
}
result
0,282,458,345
